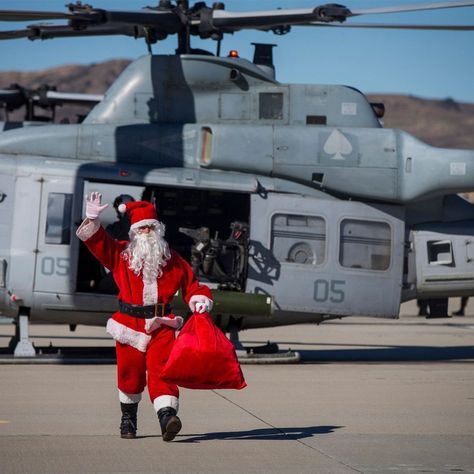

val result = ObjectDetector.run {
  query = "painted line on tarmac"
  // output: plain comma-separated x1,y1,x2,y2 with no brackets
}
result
211,390,364,473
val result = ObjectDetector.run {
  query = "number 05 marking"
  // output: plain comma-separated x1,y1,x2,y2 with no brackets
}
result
314,279,345,303
41,257,70,276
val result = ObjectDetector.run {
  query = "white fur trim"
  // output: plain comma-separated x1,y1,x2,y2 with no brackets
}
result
76,219,100,241
159,315,183,330
144,316,160,334
118,390,142,404
153,395,179,413
130,219,159,231
142,279,157,305
118,203,127,214
144,315,184,333
106,318,151,352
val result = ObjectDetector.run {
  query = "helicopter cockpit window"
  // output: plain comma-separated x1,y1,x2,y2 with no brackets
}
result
259,93,283,120
271,214,326,265
45,193,73,245
339,219,391,271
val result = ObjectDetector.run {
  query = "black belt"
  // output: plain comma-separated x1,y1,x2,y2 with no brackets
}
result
118,301,172,319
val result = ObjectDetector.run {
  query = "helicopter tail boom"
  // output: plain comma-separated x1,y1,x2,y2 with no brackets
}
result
199,124,474,203
1,120,472,205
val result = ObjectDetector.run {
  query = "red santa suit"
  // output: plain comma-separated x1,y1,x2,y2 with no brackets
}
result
76,204,212,413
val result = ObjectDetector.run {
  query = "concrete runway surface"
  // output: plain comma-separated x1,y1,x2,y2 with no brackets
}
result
0,300,473,473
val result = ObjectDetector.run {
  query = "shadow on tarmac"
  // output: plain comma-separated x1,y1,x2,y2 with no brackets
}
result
0,345,116,363
297,345,474,363
1,344,473,363
174,425,342,443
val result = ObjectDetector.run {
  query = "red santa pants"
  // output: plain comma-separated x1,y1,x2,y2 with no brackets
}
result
115,325,179,402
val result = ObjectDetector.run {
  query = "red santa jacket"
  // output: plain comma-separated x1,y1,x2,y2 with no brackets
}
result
77,219,212,352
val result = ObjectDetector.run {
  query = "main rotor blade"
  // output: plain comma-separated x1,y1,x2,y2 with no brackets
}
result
207,2,474,32
350,1,474,17
0,29,30,40
0,24,146,41
103,9,181,30
304,21,474,30
209,6,350,31
0,10,70,21
1,2,473,40
0,7,181,30
0,8,183,39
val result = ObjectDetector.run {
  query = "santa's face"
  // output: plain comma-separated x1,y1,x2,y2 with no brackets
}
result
136,224,154,235
124,221,170,280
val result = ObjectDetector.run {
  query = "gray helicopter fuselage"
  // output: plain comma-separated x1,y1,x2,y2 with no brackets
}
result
2,54,473,203
0,54,473,329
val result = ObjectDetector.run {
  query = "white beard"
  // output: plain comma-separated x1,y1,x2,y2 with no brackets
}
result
123,222,171,286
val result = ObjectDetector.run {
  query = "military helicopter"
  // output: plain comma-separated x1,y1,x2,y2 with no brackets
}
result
0,84,103,130
0,1,473,360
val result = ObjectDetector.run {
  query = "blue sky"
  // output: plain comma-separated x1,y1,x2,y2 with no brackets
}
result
1,0,473,102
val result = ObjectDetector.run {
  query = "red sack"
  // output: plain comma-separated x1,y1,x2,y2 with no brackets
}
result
161,312,247,390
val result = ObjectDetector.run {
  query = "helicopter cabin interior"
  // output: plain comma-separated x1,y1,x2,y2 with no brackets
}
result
76,182,251,295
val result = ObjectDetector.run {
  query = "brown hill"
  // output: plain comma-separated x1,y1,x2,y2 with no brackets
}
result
0,59,130,95
0,59,131,124
1,59,473,149
367,94,474,150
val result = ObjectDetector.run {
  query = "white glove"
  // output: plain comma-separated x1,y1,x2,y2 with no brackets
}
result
86,192,109,220
189,295,213,314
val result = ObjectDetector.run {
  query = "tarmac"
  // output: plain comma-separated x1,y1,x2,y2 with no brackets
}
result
0,299,473,473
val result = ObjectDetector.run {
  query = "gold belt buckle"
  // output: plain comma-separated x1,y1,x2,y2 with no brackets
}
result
154,303,165,317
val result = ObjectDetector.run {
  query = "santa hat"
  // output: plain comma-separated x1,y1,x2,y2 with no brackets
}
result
118,201,159,231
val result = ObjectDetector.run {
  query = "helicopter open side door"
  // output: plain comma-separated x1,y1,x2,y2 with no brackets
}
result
247,194,405,318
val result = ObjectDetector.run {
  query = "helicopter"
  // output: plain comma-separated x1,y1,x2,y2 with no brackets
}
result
0,1,473,360
0,83,103,130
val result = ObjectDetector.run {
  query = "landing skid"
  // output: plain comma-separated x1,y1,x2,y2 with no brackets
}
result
10,308,36,358
229,327,300,364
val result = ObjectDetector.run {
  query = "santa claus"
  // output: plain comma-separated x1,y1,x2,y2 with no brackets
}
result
76,192,213,441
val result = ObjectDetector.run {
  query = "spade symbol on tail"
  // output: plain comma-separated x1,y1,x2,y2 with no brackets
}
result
323,130,353,160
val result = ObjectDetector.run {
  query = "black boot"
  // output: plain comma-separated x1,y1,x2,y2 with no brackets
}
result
157,407,182,442
120,402,138,439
